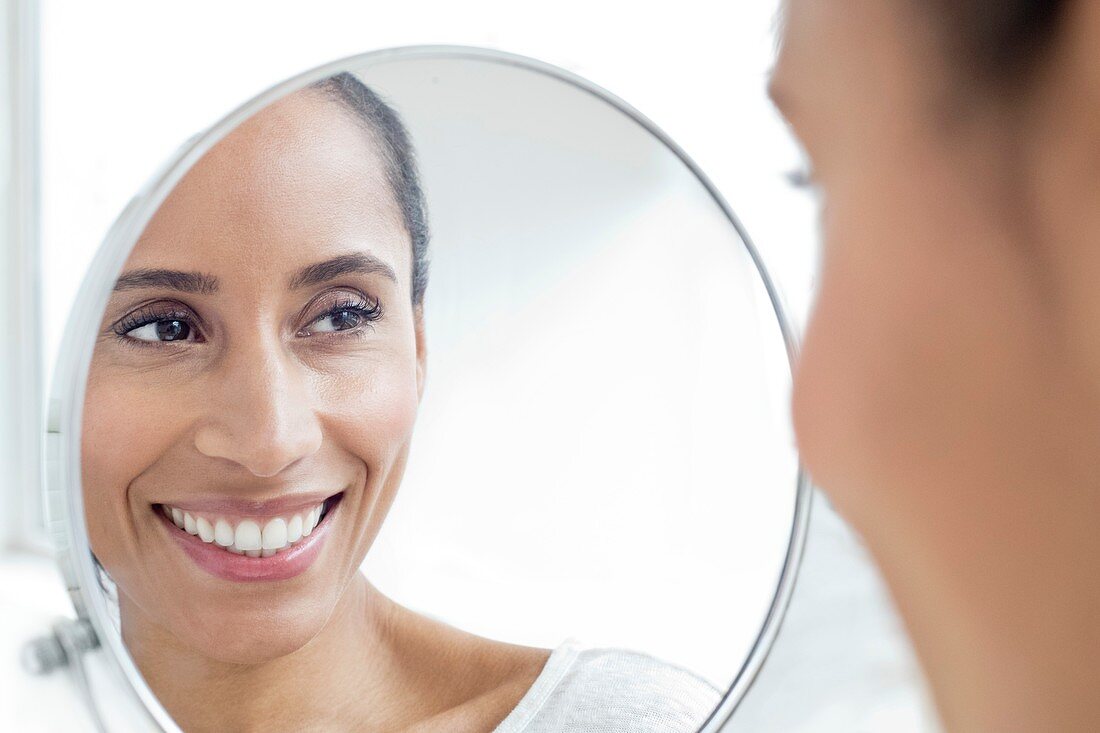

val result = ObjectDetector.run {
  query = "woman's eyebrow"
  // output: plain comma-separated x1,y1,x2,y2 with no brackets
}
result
113,268,219,294
288,252,397,289
111,253,396,294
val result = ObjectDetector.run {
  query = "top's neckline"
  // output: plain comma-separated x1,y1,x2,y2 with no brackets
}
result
491,637,586,733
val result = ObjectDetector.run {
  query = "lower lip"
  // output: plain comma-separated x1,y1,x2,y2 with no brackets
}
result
158,508,335,582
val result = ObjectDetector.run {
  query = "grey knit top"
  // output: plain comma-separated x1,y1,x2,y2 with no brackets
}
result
493,638,723,732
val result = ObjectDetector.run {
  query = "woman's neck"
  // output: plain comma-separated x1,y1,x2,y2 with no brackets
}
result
120,573,411,733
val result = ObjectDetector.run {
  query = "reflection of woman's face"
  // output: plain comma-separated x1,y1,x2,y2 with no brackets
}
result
82,87,425,664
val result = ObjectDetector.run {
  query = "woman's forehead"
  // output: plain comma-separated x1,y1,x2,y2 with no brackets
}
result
774,0,898,90
773,0,935,151
126,88,410,284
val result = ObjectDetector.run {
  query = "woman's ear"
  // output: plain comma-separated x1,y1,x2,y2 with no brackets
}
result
414,304,427,403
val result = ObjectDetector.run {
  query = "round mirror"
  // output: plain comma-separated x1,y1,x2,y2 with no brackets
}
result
45,46,809,732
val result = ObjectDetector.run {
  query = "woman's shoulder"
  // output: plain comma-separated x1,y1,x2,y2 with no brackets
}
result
379,601,556,730
493,639,723,733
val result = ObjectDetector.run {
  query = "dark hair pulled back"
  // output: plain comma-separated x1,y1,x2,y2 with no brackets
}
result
309,72,430,307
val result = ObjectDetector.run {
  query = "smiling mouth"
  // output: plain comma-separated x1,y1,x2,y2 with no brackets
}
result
154,493,343,558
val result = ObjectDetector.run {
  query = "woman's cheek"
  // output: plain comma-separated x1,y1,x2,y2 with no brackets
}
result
81,382,142,565
792,186,911,511
80,374,179,563
359,361,420,442
793,188,867,491
319,352,421,450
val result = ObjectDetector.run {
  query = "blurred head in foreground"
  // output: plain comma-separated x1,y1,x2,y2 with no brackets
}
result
773,0,1099,729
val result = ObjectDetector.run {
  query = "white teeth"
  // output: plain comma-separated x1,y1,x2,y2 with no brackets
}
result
214,519,234,547
287,515,303,543
196,517,214,543
161,499,334,557
261,518,288,551
235,520,262,552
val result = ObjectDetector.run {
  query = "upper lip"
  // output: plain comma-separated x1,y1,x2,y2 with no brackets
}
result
153,490,343,517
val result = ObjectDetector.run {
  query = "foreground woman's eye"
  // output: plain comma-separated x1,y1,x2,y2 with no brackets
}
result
785,165,819,191
128,319,194,342
784,141,821,196
299,292,384,337
112,304,202,346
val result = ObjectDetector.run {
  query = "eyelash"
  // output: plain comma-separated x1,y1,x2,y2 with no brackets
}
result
112,304,200,348
111,292,385,348
785,165,818,190
296,292,384,338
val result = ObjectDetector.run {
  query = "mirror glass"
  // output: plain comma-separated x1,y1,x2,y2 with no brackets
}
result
58,49,805,732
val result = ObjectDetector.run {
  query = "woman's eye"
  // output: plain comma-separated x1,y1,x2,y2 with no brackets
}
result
785,142,821,194
125,318,196,343
785,165,818,190
112,304,202,347
300,294,383,337
310,309,364,333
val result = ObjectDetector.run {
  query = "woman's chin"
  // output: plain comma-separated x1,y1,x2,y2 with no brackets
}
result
174,602,333,665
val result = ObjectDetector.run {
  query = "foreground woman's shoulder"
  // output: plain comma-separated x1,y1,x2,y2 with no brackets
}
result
494,640,723,733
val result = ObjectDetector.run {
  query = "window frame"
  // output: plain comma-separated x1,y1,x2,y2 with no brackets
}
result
1,0,49,555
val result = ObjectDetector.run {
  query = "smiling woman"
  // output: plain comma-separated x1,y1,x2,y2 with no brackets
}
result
77,70,727,733
80,74,439,729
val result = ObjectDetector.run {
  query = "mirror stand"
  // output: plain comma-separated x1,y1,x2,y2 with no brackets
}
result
21,617,106,732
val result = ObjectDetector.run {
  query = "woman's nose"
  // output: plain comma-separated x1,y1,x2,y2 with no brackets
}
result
193,339,323,477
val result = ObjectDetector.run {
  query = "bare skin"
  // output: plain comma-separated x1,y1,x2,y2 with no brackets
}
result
773,0,1100,730
124,577,549,732
82,86,550,732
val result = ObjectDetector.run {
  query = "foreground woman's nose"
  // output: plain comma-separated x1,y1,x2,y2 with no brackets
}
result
193,343,323,477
